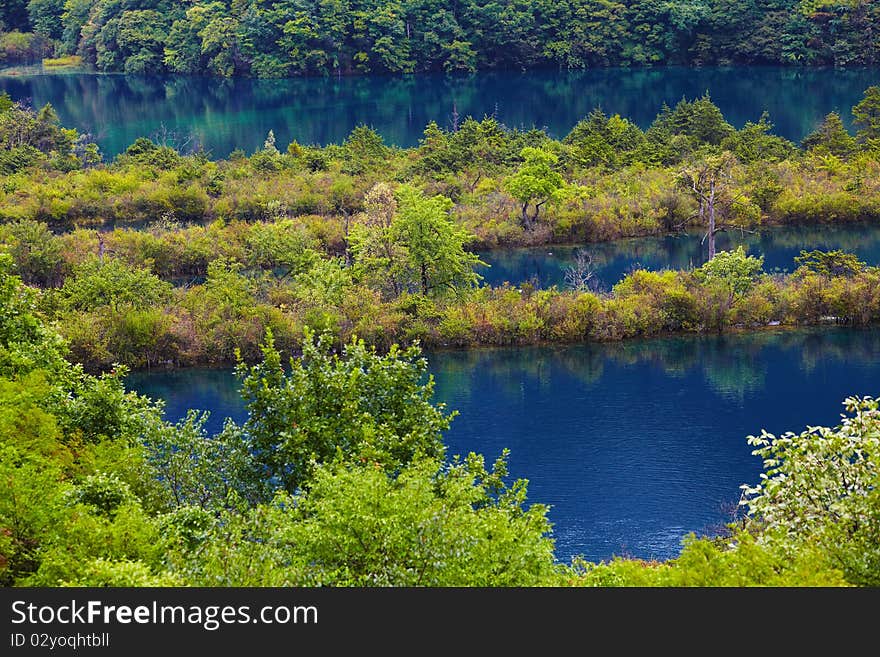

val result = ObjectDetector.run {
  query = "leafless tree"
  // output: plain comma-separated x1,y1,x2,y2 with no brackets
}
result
564,249,597,291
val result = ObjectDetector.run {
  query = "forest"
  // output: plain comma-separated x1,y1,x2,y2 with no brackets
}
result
1,1,879,76
1,34,879,586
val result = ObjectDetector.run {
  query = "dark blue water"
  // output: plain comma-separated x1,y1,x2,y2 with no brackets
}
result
1,67,876,156
478,222,880,290
127,327,880,563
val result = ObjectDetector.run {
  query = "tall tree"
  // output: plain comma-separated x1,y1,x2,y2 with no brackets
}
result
236,329,451,492
504,146,565,230
802,112,857,157
678,151,738,260
852,85,880,144
351,184,485,297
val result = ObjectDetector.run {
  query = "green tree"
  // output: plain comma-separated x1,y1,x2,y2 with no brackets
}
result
60,0,91,53
720,112,797,163
351,184,485,297
113,10,169,74
60,259,172,312
0,254,170,586
0,254,67,378
504,146,565,230
181,453,557,586
852,85,880,144
802,112,857,157
245,219,318,276
741,396,880,586
794,249,866,278
0,219,64,287
27,0,65,39
235,330,451,493
695,246,764,297
142,411,264,510
649,94,736,148
348,183,407,296
390,185,485,296
563,108,646,169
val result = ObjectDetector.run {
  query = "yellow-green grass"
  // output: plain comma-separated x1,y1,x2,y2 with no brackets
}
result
42,55,83,68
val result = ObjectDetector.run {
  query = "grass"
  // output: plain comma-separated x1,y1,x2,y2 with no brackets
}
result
42,55,83,68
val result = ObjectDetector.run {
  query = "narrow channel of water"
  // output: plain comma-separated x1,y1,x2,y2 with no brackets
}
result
477,222,880,290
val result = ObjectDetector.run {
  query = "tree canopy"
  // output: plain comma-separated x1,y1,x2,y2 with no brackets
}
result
3,0,879,75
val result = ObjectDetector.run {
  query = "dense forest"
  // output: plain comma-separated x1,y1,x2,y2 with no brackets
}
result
1,0,879,76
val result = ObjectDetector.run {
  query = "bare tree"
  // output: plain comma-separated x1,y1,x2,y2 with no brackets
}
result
151,123,199,155
564,249,597,291
678,152,738,260
450,101,460,132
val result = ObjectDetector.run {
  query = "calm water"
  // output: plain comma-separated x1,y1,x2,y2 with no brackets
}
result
1,67,877,156
127,327,880,563
478,222,880,290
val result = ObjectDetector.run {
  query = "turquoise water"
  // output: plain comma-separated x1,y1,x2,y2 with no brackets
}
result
128,327,880,563
478,222,880,290
1,67,877,156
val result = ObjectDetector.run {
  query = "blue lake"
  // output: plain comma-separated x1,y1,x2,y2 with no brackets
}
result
1,66,877,156
128,327,880,563
478,222,880,290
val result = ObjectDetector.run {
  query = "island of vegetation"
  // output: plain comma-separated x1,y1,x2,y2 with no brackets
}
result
0,88,878,370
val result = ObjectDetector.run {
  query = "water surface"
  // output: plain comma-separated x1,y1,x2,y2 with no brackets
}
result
1,67,876,156
478,222,880,289
128,327,880,562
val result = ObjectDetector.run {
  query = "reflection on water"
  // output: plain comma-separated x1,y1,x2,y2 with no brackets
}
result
479,222,880,289
128,327,880,562
1,66,877,156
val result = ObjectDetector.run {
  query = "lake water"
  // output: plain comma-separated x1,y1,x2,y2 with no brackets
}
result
127,327,880,563
478,222,880,290
1,67,877,157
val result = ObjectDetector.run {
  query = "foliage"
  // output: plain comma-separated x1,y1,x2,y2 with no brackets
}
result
794,249,866,278
0,101,93,173
351,184,485,297
235,330,450,492
185,454,557,586
0,253,67,377
802,112,857,157
504,147,565,229
1,249,878,586
695,247,764,297
0,219,65,286
59,258,172,312
853,85,880,144
563,109,646,169
569,532,846,587
4,1,879,76
741,396,880,586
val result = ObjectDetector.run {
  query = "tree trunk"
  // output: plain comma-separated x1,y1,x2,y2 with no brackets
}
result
342,209,352,266
421,262,429,296
707,180,716,260
521,203,531,230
